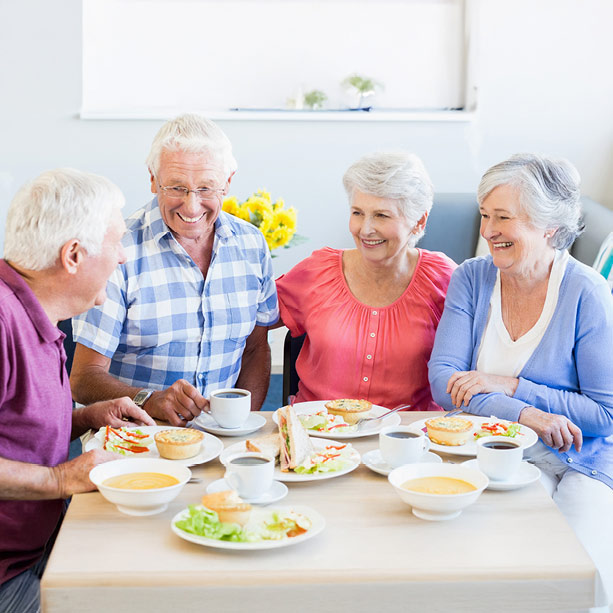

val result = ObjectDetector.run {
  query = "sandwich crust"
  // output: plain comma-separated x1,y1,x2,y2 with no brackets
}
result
154,429,204,459
425,416,473,446
325,399,372,425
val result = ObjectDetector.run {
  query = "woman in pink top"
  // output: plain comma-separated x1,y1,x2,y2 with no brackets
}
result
275,152,456,410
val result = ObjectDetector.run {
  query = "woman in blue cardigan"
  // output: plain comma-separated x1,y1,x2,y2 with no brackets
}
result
429,153,613,609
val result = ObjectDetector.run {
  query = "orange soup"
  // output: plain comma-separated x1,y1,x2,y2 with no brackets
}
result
103,472,180,490
401,476,476,495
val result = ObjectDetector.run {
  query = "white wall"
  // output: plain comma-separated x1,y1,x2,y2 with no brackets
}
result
1,0,612,276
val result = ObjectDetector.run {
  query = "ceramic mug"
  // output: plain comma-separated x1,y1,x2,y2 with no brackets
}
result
379,425,430,468
209,388,251,429
476,436,523,481
224,452,274,499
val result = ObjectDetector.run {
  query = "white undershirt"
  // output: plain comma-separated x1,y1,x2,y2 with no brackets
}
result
476,249,569,377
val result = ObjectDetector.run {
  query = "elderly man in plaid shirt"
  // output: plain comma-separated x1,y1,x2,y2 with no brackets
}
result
70,114,279,426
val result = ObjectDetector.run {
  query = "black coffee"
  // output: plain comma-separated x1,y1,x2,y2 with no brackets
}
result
215,392,248,399
482,441,519,450
385,432,420,439
230,457,269,466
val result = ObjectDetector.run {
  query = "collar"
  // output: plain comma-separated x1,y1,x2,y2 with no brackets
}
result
0,259,63,345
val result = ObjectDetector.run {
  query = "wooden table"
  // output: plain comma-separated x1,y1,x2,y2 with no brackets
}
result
41,413,597,612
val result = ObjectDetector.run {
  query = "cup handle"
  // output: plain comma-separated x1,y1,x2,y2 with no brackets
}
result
225,471,240,492
423,436,431,454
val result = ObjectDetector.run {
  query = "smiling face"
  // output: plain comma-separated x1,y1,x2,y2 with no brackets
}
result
349,190,420,267
151,149,230,241
480,184,554,277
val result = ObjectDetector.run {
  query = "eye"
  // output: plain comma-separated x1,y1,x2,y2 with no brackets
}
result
169,186,188,195
351,210,362,216
376,213,389,218
480,213,489,219
196,187,213,194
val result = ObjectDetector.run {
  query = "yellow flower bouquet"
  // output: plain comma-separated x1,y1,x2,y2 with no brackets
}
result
222,190,306,254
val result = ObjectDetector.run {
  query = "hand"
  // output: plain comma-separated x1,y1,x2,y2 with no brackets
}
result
83,397,156,430
144,379,209,426
519,406,582,453
51,449,118,498
446,371,519,407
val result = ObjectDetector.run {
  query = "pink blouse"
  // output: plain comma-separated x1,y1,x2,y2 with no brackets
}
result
276,247,456,410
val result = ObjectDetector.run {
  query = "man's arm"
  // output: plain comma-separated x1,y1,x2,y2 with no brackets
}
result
70,344,207,426
0,450,117,500
235,324,271,411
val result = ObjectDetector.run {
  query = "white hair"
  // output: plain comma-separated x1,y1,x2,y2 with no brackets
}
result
342,151,434,246
4,168,124,271
477,153,583,249
146,113,237,179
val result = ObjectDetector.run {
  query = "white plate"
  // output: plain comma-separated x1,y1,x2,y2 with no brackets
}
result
206,478,288,505
192,412,266,437
272,401,402,439
220,437,361,483
362,449,443,476
462,459,542,491
85,426,223,467
407,416,539,457
171,505,325,550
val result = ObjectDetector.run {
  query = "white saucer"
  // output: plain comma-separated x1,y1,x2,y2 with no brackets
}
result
462,459,541,491
206,478,289,505
193,412,266,437
362,449,442,476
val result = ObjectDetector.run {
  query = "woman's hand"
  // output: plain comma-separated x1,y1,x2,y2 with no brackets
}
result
446,371,519,407
519,406,582,453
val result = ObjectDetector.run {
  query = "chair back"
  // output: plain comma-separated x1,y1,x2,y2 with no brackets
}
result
58,319,76,375
282,331,305,406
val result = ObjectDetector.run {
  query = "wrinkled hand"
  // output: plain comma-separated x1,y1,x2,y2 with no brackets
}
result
519,406,582,453
144,380,209,427
51,449,117,498
84,397,156,430
446,371,519,408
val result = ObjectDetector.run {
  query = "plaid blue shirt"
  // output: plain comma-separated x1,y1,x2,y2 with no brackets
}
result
72,198,279,395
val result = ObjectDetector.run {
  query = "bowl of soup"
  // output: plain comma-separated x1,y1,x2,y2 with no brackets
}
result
388,463,488,521
89,458,191,516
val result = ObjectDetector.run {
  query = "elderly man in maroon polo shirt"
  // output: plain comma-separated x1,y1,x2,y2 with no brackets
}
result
0,169,155,613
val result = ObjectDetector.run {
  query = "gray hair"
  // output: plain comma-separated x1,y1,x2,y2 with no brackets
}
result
477,153,583,249
4,168,124,271
146,113,238,179
342,151,434,245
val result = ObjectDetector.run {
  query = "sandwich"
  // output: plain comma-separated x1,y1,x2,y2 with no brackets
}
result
245,433,281,461
277,405,315,472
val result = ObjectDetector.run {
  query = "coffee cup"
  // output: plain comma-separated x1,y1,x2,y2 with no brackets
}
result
476,436,523,481
224,452,274,499
209,388,251,429
379,425,430,468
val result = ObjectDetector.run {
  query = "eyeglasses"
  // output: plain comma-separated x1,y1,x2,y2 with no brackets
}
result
157,183,225,202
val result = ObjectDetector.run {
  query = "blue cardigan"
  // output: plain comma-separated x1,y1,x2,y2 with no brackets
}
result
429,254,613,489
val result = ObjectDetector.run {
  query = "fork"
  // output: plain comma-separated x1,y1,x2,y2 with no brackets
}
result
355,403,412,427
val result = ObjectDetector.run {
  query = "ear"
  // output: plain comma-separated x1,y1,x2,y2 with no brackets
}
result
226,171,236,189
413,211,429,234
149,170,157,195
59,239,83,275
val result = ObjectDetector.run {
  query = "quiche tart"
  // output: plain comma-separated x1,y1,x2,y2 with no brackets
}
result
154,429,204,459
425,416,473,446
324,399,372,425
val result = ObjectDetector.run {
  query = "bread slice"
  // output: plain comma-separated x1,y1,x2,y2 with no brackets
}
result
154,428,204,459
201,490,252,525
277,405,314,472
245,433,280,461
425,416,473,446
325,399,372,425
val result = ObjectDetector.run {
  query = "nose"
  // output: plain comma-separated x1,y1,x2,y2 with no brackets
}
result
361,215,375,235
480,216,498,240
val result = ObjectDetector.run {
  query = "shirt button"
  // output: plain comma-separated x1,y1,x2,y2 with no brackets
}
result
372,310,378,316
366,354,372,360
363,376,369,382
566,458,573,463
370,332,375,338
591,470,598,475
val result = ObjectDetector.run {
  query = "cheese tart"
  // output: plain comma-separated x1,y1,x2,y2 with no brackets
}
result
325,399,372,425
154,428,204,459
425,416,473,446
201,490,252,525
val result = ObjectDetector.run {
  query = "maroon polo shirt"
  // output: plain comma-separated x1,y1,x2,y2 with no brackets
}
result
0,259,72,585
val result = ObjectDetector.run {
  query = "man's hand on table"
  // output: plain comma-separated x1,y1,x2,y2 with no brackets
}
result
519,406,582,453
144,379,209,427
82,397,156,430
